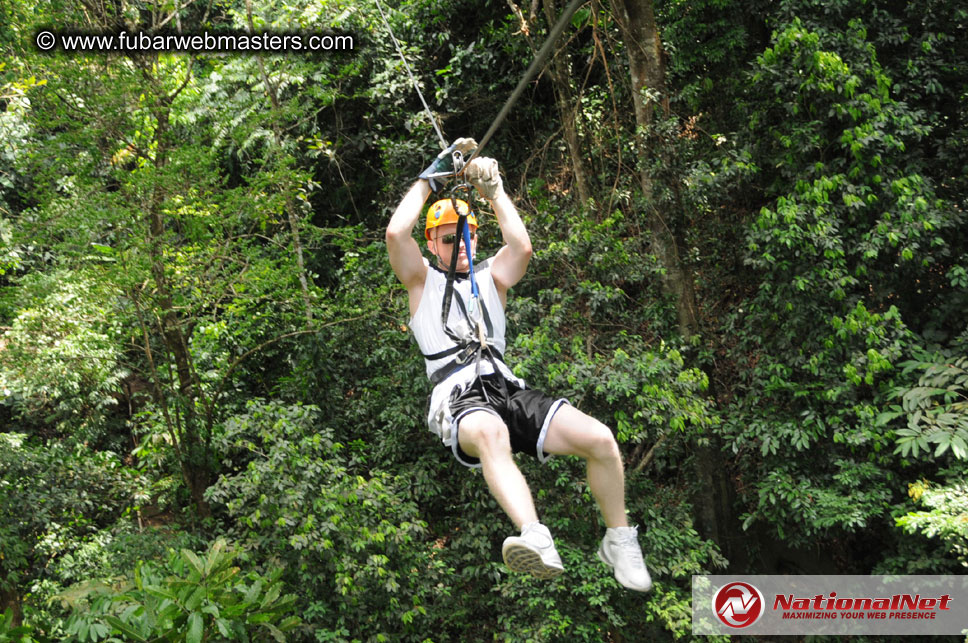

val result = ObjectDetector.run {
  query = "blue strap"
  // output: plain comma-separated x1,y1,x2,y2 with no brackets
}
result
462,218,480,302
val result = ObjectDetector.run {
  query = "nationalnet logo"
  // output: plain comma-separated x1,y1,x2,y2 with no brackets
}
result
773,590,952,621
693,575,968,636
712,581,765,628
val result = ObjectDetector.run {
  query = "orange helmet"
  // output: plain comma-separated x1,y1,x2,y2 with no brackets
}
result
425,198,478,240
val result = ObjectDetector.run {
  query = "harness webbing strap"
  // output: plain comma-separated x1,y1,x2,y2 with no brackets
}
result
421,292,494,363
429,345,506,386
439,207,466,329
453,286,493,337
422,344,464,362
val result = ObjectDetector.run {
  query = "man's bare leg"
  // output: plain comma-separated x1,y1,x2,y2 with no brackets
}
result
543,404,629,528
543,404,652,592
458,410,537,529
458,411,563,578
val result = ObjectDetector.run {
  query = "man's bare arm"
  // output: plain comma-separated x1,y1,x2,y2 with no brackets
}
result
488,189,532,298
465,158,532,298
386,180,431,290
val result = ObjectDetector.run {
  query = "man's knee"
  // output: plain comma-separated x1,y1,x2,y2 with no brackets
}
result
584,420,622,463
458,412,512,457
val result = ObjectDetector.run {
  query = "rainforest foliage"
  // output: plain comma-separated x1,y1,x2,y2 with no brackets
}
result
1,0,966,640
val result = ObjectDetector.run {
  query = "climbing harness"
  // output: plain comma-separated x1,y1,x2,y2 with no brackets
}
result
376,0,588,392
432,158,500,395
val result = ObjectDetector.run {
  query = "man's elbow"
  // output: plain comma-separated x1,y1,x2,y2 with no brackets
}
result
386,225,406,246
518,239,533,261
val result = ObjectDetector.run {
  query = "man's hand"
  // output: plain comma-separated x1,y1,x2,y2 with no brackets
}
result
464,157,503,200
418,137,478,192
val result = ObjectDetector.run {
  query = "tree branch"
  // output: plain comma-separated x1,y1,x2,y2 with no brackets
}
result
206,314,373,417
633,433,666,473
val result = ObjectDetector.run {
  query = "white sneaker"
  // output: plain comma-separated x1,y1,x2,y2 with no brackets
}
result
502,522,564,579
598,526,652,592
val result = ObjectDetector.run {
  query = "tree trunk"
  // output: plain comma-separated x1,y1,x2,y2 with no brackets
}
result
508,0,593,205
611,0,731,554
0,588,21,626
611,0,698,340
542,0,592,206
246,0,314,327
140,61,213,518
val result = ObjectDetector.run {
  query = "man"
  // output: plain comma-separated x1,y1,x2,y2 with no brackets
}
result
385,140,651,592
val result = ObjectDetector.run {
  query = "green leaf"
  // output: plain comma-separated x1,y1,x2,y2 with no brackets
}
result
243,580,262,605
103,616,148,642
184,585,207,611
571,7,591,28
876,410,903,426
215,618,232,638
181,550,205,577
262,622,286,642
260,583,281,608
186,612,203,643
204,538,226,576
950,435,968,459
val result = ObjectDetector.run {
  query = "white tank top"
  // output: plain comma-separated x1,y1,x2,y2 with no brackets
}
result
410,257,507,378
409,257,525,445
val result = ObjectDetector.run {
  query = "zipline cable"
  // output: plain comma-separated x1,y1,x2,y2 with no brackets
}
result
467,0,587,163
375,0,587,159
373,0,449,149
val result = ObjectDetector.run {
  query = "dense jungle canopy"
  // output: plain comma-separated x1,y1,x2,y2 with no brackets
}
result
1,0,966,640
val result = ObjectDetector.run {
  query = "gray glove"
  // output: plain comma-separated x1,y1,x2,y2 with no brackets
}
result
418,137,478,193
464,157,503,200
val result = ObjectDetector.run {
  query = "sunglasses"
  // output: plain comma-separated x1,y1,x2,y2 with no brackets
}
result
437,231,478,245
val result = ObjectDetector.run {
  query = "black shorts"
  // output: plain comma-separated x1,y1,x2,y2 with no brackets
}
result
446,373,569,468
